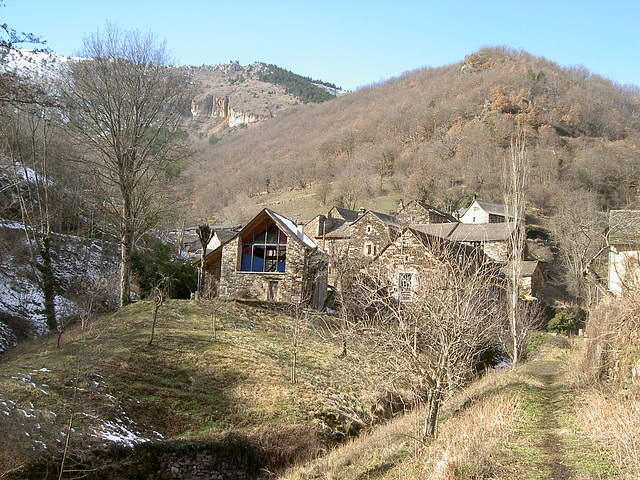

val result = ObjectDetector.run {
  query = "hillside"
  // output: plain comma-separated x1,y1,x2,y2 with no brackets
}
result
282,336,631,479
184,47,640,226
3,300,638,479
0,299,395,478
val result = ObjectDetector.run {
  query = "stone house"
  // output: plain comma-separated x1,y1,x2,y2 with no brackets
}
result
203,208,327,309
347,210,402,259
608,210,640,296
371,227,494,302
303,206,362,257
415,222,515,262
459,199,513,224
395,200,457,226
501,260,547,300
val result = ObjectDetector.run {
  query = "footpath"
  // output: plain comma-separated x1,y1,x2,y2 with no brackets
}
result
511,341,616,480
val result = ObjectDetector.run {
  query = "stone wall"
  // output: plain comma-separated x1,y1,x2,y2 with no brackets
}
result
217,237,326,307
159,452,252,480
480,240,509,262
348,213,395,259
373,230,439,294
396,202,451,225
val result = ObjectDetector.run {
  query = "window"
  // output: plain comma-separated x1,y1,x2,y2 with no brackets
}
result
398,272,414,301
240,219,287,272
267,281,279,300
366,225,373,234
364,242,376,256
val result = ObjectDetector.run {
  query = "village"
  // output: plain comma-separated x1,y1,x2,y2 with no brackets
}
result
183,198,640,318
183,199,540,310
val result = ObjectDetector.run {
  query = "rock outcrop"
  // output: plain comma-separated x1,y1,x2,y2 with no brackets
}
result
190,94,264,127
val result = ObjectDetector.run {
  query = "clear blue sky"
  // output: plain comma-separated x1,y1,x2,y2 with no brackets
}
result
3,0,639,91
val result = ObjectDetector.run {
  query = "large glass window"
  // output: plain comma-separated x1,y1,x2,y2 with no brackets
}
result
240,220,287,272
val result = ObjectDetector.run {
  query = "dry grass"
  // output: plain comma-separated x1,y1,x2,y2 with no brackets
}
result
565,291,640,479
282,335,628,480
574,389,640,479
280,366,525,480
0,299,390,476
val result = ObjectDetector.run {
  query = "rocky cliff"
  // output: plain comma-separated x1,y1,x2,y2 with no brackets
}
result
190,94,264,128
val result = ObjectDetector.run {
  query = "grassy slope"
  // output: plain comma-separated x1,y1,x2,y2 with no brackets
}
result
0,300,379,475
2,306,629,479
282,335,621,480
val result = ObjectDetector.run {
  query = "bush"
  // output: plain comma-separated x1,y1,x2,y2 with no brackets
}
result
132,239,197,299
547,312,577,335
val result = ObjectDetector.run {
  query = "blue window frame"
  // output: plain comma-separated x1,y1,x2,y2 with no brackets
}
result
240,219,287,272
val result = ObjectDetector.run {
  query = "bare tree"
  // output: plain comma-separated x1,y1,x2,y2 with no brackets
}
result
64,23,193,308
353,239,502,443
551,189,607,306
503,129,529,366
2,100,59,332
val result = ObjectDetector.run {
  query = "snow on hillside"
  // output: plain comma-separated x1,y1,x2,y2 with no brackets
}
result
0,48,75,83
0,216,120,353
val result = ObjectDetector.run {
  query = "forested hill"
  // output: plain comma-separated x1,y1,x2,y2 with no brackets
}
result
185,46,640,226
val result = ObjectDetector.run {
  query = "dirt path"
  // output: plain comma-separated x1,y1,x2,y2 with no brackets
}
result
524,356,578,480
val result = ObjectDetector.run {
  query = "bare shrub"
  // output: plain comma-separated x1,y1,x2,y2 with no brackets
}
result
570,288,640,477
583,291,640,389
575,389,639,478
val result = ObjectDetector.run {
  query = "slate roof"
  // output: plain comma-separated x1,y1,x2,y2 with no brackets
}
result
608,210,640,245
476,200,510,217
266,209,322,250
215,229,239,244
324,220,352,239
460,199,513,219
330,206,362,222
500,260,542,278
414,222,514,242
406,200,458,223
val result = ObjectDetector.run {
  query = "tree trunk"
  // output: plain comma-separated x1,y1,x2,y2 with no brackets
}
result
120,197,134,308
38,234,57,331
423,388,442,443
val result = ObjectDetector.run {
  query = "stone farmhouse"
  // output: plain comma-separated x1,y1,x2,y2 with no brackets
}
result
415,222,515,262
372,227,496,302
202,208,327,309
201,198,544,309
608,210,640,296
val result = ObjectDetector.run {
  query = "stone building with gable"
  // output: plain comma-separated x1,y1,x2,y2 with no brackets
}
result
459,199,513,224
203,208,327,308
371,227,495,302
395,200,457,226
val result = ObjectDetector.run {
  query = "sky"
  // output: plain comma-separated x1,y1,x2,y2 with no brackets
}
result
2,0,639,91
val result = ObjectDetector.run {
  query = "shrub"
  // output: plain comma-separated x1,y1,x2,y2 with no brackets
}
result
132,239,197,299
547,312,577,335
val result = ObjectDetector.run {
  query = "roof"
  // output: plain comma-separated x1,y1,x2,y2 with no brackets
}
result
401,200,458,223
461,199,513,219
475,200,511,217
215,229,238,244
609,210,640,245
324,220,352,239
202,208,322,267
501,260,542,277
329,206,361,222
414,222,514,242
377,227,495,269
265,209,322,251
351,209,401,229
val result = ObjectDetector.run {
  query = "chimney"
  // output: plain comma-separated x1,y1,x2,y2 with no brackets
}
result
359,207,366,215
